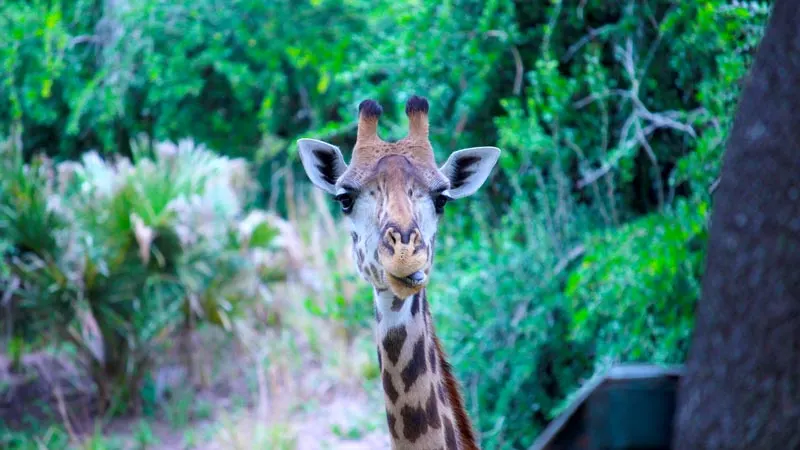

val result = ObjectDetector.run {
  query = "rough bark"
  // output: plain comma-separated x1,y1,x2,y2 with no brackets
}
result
672,1,800,448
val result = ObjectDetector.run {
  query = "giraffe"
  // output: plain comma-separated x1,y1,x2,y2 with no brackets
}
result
297,96,499,450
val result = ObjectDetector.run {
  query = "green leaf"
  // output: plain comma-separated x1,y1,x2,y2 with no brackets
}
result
249,222,279,249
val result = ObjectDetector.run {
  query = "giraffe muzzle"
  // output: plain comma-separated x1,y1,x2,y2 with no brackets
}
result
378,223,429,296
384,269,428,298
399,270,427,287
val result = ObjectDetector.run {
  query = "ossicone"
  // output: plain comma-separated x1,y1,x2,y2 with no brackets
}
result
405,95,429,116
357,99,383,142
405,95,429,140
359,99,383,119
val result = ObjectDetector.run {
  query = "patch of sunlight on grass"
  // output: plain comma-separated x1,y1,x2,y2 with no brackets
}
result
208,415,297,450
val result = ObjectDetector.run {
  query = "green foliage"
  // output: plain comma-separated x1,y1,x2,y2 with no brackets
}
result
0,0,100,158
566,198,708,364
133,420,159,449
0,135,281,414
670,2,771,195
0,0,376,165
430,1,769,449
0,0,526,210
431,170,595,448
0,425,71,450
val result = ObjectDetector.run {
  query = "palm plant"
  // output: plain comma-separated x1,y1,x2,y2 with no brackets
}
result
0,135,285,415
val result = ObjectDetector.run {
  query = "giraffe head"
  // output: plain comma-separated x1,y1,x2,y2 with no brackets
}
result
298,96,500,298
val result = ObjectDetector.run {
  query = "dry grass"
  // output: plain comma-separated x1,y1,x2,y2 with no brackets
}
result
205,415,298,450
1,187,387,449
178,187,386,449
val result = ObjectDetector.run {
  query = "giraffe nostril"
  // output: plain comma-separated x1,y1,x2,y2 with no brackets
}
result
384,228,398,246
381,224,424,250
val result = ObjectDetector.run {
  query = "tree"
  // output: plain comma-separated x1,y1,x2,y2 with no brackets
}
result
672,1,800,448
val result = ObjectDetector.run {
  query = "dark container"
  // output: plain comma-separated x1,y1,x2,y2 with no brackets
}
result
529,364,683,450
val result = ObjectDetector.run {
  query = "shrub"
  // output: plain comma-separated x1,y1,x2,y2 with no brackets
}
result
428,2,769,449
428,169,595,449
0,135,283,414
565,198,708,365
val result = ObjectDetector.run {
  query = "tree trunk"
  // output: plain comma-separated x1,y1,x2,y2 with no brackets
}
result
672,1,800,448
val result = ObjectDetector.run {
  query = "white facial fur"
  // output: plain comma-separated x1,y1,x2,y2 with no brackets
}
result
340,183,441,288
297,138,500,293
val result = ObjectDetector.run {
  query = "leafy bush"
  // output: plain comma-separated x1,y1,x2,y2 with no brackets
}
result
429,170,594,448
0,0,377,163
566,198,708,364
0,0,524,209
428,2,770,449
0,135,282,414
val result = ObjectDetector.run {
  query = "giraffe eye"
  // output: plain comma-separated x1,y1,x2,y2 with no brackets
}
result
433,194,449,214
335,193,354,214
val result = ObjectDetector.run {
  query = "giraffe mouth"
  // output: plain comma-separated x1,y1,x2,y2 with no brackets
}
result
390,270,427,288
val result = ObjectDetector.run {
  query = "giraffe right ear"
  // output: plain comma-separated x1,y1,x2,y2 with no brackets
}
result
297,138,348,195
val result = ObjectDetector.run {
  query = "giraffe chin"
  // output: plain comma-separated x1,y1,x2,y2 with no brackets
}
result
386,271,428,298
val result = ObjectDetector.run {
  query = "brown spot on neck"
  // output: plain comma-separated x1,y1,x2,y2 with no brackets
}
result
386,409,400,439
391,296,404,311
382,325,407,366
443,415,458,450
400,402,429,443
375,289,478,450
401,335,427,392
383,371,399,404
411,292,421,316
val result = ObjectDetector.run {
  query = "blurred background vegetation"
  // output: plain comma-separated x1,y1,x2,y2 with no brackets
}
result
0,0,772,449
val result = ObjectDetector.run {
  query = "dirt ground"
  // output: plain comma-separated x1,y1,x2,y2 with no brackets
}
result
1,323,391,450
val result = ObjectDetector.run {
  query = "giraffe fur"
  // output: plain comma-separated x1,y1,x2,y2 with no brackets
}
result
297,95,499,450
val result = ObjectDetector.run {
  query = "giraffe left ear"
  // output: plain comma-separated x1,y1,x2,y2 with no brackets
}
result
439,146,501,199
297,138,348,195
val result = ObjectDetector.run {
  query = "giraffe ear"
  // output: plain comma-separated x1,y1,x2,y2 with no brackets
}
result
439,146,501,199
297,138,348,195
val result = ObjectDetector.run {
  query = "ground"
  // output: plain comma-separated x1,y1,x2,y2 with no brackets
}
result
1,322,390,450
1,278,392,450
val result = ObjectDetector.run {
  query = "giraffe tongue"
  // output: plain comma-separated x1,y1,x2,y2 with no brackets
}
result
405,271,426,286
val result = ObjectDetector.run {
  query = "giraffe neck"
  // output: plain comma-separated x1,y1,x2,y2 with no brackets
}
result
374,288,478,450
